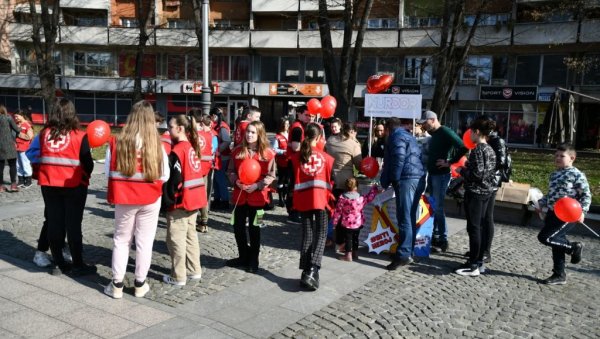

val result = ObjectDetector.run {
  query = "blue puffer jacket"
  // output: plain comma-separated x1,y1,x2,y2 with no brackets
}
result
380,127,424,188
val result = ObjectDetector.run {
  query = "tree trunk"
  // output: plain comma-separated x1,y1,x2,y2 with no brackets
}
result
132,0,155,103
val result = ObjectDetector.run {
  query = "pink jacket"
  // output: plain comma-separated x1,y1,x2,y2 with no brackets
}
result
331,185,379,229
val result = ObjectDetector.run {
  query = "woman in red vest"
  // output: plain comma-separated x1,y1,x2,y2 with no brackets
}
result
195,113,217,233
226,121,276,273
162,114,207,286
290,123,334,290
104,101,170,299
271,117,290,207
38,98,95,276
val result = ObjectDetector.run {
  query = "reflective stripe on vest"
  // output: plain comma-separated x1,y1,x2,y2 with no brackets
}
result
183,177,205,188
294,180,331,191
39,156,80,166
108,171,146,180
200,155,213,161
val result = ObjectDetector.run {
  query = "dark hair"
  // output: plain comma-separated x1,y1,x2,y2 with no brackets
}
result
386,117,402,131
187,107,203,120
45,98,80,140
330,117,342,126
345,177,358,192
340,122,356,140
300,123,322,164
14,109,32,122
200,114,212,127
210,107,223,127
296,105,308,115
243,105,260,120
171,114,201,156
276,117,289,133
154,112,165,124
556,143,576,156
470,116,496,137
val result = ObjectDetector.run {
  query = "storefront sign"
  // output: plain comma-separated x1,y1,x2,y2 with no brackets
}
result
480,86,538,101
538,92,553,102
364,94,422,118
269,83,322,96
182,82,220,94
383,84,421,95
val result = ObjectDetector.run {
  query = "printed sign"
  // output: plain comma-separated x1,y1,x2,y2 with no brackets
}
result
480,86,538,101
383,84,421,95
269,83,322,96
364,94,422,118
182,82,220,94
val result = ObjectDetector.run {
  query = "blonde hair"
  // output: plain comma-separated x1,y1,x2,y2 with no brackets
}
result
116,100,163,181
345,177,358,192
237,121,270,160
0,105,7,115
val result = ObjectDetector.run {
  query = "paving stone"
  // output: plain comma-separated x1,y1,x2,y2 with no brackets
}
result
1,309,74,338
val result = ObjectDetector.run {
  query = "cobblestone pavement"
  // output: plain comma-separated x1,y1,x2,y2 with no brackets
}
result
274,223,600,338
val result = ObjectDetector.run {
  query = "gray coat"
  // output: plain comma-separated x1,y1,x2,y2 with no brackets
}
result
0,114,19,160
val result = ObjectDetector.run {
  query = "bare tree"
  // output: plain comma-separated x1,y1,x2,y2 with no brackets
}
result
28,0,60,115
132,0,156,103
317,0,374,121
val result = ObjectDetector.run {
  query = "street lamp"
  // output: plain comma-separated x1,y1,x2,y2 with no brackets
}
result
201,0,211,113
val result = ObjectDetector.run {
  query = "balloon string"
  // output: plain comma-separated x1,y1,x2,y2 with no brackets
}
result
579,222,600,238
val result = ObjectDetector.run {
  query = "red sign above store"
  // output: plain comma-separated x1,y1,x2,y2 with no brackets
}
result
269,83,323,96
182,82,220,95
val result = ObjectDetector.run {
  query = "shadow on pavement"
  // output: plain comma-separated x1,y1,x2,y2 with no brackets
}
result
261,270,305,293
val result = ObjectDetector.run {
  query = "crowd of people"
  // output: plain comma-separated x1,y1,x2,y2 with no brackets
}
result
0,98,592,298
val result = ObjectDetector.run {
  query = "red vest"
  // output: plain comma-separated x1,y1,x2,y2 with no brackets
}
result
197,129,214,176
16,122,32,152
234,120,250,147
231,146,275,207
107,137,163,205
160,131,172,154
216,121,231,161
290,147,334,212
171,141,207,211
274,133,289,168
38,129,87,188
287,121,304,158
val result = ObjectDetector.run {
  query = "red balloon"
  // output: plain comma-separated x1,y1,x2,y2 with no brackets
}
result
462,129,476,150
554,197,583,223
366,74,394,94
238,159,261,185
320,95,337,119
87,120,111,147
360,157,380,178
307,98,322,116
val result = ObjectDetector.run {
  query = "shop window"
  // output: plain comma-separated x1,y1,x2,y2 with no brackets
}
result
187,55,202,80
378,57,399,80
231,56,250,81
280,57,300,82
74,52,114,77
583,54,600,85
260,56,278,82
305,57,324,83
404,56,433,85
167,55,185,80
541,55,568,86
461,55,492,85
211,56,229,81
358,57,376,83
507,111,536,144
515,55,540,85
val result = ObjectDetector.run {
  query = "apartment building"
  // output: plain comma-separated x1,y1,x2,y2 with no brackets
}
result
1,0,599,147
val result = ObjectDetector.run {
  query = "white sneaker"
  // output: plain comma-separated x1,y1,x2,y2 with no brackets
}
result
455,266,481,277
62,247,73,263
163,275,186,286
188,273,202,281
134,282,150,298
104,282,123,299
33,251,52,267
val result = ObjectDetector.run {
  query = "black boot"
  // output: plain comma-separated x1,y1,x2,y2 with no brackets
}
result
17,176,24,187
301,266,319,290
23,176,32,188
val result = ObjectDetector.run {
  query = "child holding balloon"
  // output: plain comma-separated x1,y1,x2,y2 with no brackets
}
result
536,143,591,285
227,121,276,273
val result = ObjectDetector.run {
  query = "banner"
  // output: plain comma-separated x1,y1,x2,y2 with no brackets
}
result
364,94,422,118
269,83,323,96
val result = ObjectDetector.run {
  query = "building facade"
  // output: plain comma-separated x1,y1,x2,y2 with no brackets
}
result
1,0,599,147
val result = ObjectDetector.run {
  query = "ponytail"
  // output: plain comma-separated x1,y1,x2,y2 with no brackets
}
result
300,123,321,164
186,115,201,156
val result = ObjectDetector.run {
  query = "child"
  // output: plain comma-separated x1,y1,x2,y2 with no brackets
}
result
331,177,379,261
226,120,276,273
536,143,591,285
14,110,34,188
163,115,206,286
455,117,497,277
289,123,334,290
104,101,170,298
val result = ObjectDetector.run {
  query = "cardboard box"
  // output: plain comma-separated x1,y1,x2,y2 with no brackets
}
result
496,182,531,204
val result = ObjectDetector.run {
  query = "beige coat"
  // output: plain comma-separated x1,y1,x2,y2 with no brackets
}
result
325,135,362,190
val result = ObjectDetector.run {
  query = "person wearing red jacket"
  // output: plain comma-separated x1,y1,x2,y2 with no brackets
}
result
14,110,34,188
271,117,290,207
210,107,231,210
290,123,334,290
104,101,170,299
38,98,95,276
227,121,276,273
233,105,261,147
194,112,217,233
286,105,311,223
162,114,207,286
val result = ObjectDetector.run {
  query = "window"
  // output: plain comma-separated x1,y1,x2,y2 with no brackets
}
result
461,55,492,85
74,52,114,77
63,9,107,26
211,56,229,80
121,18,138,28
405,16,441,28
168,19,194,29
231,56,250,80
167,55,185,80
305,57,324,83
188,55,202,80
280,57,299,82
541,55,568,86
515,55,540,85
378,57,399,80
367,18,399,29
464,13,510,26
358,57,377,83
17,49,61,75
260,56,278,82
583,54,600,85
491,56,508,85
118,53,156,78
404,56,433,85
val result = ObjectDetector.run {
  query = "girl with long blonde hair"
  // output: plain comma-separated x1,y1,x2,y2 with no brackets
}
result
104,100,170,298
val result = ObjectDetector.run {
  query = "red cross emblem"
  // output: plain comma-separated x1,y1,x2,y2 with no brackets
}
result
301,153,325,176
45,133,70,152
188,148,201,172
198,135,206,151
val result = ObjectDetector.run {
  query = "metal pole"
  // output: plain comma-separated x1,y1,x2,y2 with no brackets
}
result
201,0,212,113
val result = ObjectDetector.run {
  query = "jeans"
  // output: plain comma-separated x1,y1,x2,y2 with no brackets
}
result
393,178,420,259
16,152,32,177
537,210,575,276
213,159,230,202
430,173,451,242
464,191,493,265
411,175,427,252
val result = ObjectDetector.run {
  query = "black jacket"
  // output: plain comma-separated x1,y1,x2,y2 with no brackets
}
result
488,133,512,188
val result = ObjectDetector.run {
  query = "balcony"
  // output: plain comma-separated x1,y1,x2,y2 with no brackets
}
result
60,0,109,9
362,31,398,48
399,28,441,48
252,0,298,12
298,30,350,48
60,26,108,45
251,31,297,48
211,30,250,48
513,22,578,45
300,0,345,11
8,23,34,42
457,25,512,46
108,27,150,46
155,29,198,47
580,20,600,43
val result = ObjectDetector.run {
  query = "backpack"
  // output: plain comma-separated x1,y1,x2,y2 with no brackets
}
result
488,134,512,186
